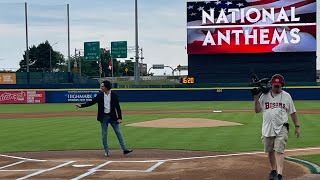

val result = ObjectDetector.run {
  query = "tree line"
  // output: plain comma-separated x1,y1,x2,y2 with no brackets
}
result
18,41,141,77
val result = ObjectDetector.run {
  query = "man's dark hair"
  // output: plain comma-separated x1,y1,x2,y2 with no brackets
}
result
102,80,112,90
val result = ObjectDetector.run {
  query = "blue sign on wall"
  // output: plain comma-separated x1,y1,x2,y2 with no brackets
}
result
45,88,320,103
66,90,100,102
46,90,100,103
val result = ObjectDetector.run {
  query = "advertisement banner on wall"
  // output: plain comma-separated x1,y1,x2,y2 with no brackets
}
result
0,91,46,104
45,90,100,103
0,73,16,84
66,90,100,102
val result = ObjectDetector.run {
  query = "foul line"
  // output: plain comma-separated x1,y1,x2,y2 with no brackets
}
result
0,154,46,162
106,147,320,163
16,161,75,180
71,161,113,180
0,169,42,172
161,147,320,162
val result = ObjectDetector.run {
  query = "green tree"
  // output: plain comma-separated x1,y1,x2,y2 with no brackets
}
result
119,61,134,76
70,56,99,77
18,41,65,72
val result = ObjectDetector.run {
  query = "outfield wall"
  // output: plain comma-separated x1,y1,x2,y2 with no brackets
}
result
0,88,319,104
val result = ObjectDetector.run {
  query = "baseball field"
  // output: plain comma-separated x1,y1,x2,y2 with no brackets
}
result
0,101,319,179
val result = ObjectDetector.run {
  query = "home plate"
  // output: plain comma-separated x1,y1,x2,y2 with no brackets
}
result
212,110,223,113
72,164,94,167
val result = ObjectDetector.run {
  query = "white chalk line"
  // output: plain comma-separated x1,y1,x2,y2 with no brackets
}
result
2,147,320,166
111,160,163,163
0,154,46,162
97,169,151,172
146,161,165,172
71,161,113,180
0,169,42,172
110,147,320,163
0,147,319,179
16,161,75,180
72,160,165,179
0,161,26,170
72,164,94,167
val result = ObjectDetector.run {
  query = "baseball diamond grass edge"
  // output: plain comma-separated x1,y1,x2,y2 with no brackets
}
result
286,156,320,174
293,154,320,166
0,100,320,113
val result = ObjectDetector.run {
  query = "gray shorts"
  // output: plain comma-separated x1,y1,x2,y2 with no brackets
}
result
262,126,288,154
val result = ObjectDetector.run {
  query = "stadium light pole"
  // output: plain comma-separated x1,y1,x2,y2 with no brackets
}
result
50,42,58,72
134,0,140,85
25,2,30,84
67,4,71,83
67,4,71,73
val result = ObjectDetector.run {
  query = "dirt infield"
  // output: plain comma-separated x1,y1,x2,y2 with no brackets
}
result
1,148,320,180
1,109,320,119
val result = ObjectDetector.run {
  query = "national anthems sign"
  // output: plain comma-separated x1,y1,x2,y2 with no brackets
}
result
187,0,317,54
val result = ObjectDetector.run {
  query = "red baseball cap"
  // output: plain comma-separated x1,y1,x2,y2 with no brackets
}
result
271,75,284,86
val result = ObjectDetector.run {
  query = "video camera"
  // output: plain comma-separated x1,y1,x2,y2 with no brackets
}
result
249,74,271,96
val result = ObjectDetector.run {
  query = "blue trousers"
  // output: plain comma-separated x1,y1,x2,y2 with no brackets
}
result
100,115,127,153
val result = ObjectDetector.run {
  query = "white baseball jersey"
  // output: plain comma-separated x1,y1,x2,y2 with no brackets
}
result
259,90,296,137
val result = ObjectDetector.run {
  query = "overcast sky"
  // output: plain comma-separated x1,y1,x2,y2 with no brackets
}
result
0,0,319,76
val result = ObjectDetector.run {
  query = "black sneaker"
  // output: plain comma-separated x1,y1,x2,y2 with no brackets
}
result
123,149,133,155
277,174,283,180
104,152,110,157
269,170,277,180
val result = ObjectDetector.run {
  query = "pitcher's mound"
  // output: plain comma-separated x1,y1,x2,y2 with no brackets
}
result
127,118,243,128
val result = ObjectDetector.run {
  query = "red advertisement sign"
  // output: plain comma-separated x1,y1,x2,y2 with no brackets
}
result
0,91,46,104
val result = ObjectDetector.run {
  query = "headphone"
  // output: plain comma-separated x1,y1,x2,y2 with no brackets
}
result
271,74,285,87
102,80,112,90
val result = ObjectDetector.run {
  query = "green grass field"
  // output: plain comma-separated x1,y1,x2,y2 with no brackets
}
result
0,101,319,153
294,154,320,166
1,100,320,113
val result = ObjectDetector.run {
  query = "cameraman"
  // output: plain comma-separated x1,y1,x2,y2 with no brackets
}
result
253,74,300,180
